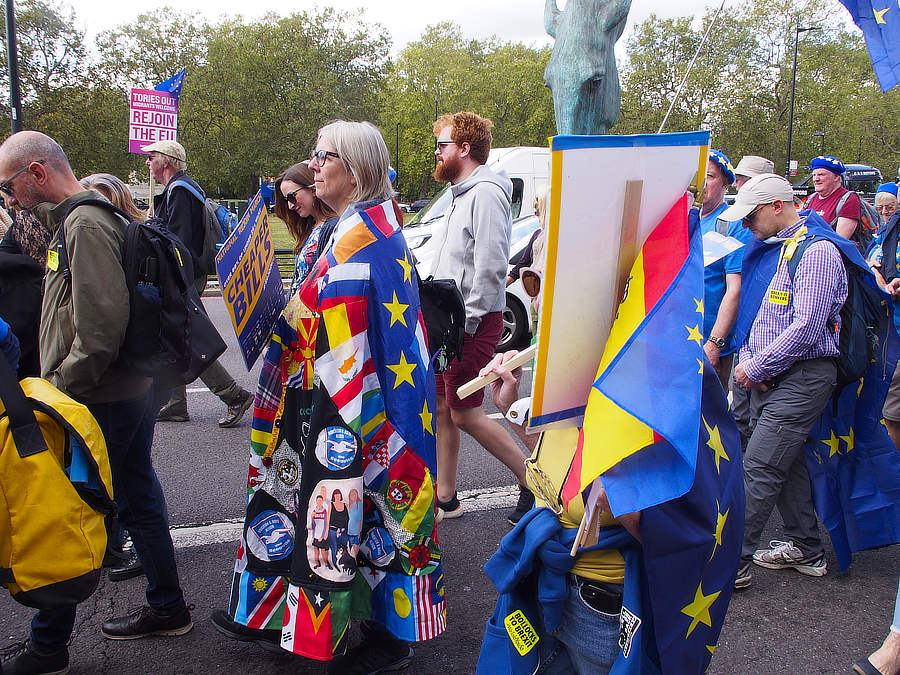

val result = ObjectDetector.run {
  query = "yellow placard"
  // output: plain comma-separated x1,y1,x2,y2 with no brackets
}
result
504,610,540,656
768,289,789,305
46,249,58,271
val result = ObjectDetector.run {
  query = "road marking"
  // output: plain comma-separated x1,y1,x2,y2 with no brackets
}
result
169,484,519,549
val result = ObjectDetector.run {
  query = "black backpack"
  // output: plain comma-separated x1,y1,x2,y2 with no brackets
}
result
58,199,227,387
166,179,229,277
787,234,891,391
416,274,466,373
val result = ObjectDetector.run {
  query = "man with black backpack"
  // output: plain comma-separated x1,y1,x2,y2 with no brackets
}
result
722,174,851,592
0,131,192,674
143,140,252,428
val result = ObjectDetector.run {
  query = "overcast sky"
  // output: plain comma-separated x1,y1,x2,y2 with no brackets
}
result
73,0,715,56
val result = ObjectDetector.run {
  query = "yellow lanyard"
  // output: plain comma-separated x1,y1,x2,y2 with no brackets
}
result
778,225,809,268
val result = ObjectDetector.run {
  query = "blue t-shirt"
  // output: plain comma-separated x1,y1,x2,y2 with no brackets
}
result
700,202,753,355
348,500,363,536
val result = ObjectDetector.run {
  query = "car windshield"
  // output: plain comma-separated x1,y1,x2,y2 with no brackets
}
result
406,187,452,228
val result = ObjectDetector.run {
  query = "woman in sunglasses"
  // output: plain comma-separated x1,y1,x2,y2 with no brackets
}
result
272,161,336,294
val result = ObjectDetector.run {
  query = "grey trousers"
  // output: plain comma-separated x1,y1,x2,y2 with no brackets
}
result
741,357,836,563
731,366,752,452
163,275,245,411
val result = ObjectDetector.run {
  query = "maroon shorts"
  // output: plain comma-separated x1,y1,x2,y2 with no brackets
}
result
435,312,503,409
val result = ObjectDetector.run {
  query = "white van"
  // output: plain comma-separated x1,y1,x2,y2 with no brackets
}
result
405,146,550,350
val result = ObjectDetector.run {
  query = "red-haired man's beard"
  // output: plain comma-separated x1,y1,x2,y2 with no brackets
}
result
434,153,462,184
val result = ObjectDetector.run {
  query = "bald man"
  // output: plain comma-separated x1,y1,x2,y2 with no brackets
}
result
0,132,191,674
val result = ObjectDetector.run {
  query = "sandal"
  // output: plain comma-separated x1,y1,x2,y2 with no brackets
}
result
853,658,883,675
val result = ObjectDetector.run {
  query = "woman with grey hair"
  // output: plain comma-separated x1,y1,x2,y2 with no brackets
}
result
212,122,445,671
80,173,146,222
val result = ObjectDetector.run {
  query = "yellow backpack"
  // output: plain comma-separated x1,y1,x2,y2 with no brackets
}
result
0,358,115,609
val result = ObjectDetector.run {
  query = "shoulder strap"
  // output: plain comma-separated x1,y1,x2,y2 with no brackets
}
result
57,198,131,282
0,349,47,458
167,179,205,205
786,234,823,281
832,191,853,225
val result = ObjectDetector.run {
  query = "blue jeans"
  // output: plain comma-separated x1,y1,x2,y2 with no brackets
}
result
536,576,621,674
31,389,185,652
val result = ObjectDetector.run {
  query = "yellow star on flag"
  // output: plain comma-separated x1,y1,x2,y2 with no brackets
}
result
840,427,855,453
681,581,721,638
858,379,865,396
875,6,890,23
396,252,413,284
420,401,434,435
703,417,729,473
382,291,409,327
822,431,841,458
686,324,703,346
707,645,717,655
697,358,704,374
694,297,704,316
710,500,729,560
387,351,417,389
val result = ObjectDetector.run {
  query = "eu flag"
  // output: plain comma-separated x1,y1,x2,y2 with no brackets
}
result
839,0,900,91
155,67,186,100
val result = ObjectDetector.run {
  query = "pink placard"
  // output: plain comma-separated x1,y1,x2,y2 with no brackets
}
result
128,88,178,154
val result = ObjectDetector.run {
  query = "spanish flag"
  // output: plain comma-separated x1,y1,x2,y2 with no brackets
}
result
561,194,706,515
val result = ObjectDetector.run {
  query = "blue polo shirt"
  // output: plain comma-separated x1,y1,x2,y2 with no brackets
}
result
701,202,753,355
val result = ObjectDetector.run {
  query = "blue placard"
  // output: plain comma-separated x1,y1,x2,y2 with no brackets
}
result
215,190,286,369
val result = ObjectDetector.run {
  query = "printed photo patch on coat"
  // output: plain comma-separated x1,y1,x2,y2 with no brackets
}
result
246,510,295,562
306,478,364,583
315,426,358,471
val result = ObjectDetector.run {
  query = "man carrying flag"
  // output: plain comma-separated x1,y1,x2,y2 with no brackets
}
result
726,174,848,589
476,196,745,674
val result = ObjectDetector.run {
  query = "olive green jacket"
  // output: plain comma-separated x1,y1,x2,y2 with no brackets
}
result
35,191,151,404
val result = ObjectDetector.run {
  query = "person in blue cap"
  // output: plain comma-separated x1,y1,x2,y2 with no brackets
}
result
701,149,753,389
876,182,899,225
803,155,864,244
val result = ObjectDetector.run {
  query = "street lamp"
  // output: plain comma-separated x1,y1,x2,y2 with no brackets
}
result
813,130,825,156
784,19,820,177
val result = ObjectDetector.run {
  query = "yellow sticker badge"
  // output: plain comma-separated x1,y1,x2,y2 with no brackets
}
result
769,289,789,305
504,610,539,655
46,249,58,272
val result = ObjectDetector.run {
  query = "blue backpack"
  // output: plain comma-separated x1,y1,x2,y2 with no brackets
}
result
167,180,235,276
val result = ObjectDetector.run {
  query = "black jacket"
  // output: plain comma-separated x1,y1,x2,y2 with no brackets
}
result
0,235,44,378
153,171,206,279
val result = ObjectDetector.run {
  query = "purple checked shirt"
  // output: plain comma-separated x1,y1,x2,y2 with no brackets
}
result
739,218,848,383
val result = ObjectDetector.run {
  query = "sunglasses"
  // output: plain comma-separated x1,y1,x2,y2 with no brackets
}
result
310,150,340,167
285,185,314,205
0,160,42,197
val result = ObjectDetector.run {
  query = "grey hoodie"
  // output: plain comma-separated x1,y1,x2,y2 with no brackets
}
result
430,164,512,334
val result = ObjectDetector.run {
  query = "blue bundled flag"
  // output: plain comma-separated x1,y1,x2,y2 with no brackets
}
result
155,68,186,100
839,0,900,91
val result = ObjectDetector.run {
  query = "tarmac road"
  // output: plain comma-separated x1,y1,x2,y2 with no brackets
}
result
1,296,897,673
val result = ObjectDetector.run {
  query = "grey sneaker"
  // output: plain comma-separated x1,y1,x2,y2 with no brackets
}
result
218,391,253,428
752,540,827,577
436,494,463,523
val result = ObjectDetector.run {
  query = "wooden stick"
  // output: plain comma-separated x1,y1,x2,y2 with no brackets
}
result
455,344,537,400
613,180,642,309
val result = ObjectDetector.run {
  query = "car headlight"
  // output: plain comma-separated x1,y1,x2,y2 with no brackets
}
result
406,234,431,250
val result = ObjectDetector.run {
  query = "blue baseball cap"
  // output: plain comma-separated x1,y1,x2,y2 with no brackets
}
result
388,166,397,184
810,155,845,175
877,182,899,197
708,149,735,185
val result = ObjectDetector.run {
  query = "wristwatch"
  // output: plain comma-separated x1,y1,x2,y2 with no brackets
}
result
707,335,726,348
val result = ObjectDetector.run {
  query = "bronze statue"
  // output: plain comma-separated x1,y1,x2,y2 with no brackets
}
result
544,0,632,135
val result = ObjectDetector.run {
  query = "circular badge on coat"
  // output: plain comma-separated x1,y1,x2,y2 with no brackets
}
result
360,526,396,568
277,458,299,486
315,426,358,471
246,510,295,562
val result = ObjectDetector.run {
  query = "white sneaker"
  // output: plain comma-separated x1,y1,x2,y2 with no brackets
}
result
752,540,827,577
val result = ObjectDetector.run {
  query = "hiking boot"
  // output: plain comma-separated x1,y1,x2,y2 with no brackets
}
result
101,605,193,640
157,403,189,423
218,391,253,428
210,610,282,652
327,625,412,675
435,494,463,523
508,486,535,526
752,540,828,577
107,552,144,582
0,641,69,675
734,562,752,590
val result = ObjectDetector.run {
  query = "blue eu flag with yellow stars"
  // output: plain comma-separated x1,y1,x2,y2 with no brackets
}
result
155,68,186,100
839,0,900,91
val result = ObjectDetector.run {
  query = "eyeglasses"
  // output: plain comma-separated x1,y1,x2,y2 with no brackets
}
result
436,141,456,151
310,150,340,167
285,185,315,205
0,160,42,196
743,204,767,224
